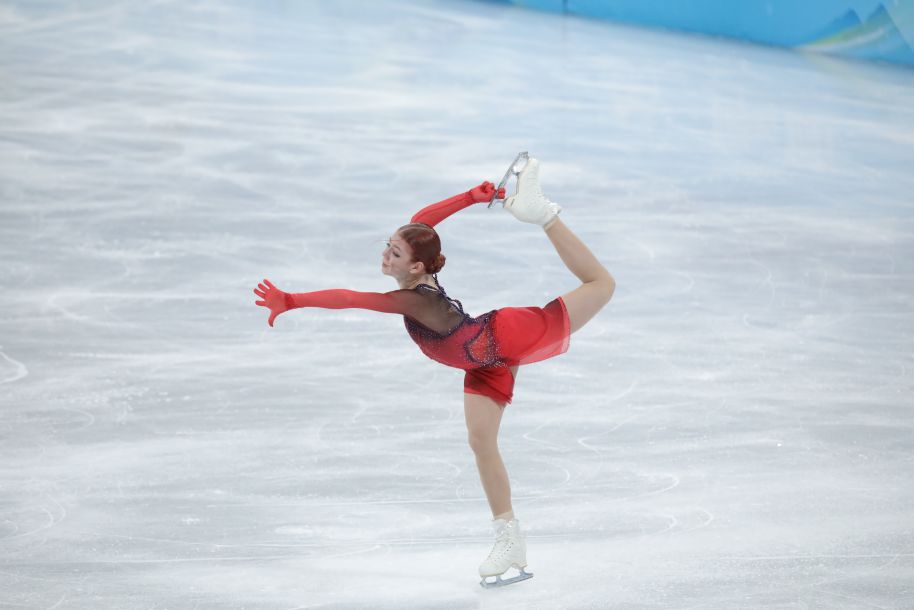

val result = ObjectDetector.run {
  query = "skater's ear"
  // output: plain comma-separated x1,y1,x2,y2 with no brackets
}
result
409,260,426,275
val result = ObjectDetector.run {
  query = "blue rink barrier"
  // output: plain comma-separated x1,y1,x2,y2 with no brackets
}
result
497,0,914,67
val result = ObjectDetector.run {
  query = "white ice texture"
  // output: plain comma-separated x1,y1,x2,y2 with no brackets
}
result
1,1,913,608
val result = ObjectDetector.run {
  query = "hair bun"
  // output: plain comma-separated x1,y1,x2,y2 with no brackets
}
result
431,253,446,274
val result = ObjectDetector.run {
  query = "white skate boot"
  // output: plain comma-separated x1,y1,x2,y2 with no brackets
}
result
479,518,533,588
503,156,561,228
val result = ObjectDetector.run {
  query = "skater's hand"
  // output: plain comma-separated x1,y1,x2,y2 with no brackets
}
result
468,181,505,203
253,278,290,327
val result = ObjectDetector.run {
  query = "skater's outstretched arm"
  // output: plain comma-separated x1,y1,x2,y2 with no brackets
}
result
254,279,424,327
410,182,504,227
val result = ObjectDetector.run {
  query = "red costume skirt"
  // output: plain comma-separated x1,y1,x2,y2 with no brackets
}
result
463,296,570,406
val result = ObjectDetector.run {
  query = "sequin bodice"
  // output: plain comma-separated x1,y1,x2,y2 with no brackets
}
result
403,283,501,370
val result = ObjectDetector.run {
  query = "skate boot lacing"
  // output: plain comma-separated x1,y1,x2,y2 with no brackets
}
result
485,520,520,565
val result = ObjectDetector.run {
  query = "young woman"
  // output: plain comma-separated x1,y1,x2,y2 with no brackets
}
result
254,157,615,587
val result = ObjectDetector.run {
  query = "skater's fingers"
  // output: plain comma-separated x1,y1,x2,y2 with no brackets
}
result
254,288,265,298
268,312,277,327
264,279,277,290
257,283,270,294
496,187,506,199
255,299,266,307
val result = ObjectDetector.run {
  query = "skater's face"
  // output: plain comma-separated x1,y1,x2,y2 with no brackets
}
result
382,232,425,278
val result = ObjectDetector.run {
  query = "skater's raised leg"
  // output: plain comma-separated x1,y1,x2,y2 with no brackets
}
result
545,217,615,334
503,156,614,334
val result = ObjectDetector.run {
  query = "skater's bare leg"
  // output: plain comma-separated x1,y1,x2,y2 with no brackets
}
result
544,217,615,334
464,368,518,517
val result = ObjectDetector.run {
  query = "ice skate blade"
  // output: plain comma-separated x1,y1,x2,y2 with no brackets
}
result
479,567,533,589
488,151,529,208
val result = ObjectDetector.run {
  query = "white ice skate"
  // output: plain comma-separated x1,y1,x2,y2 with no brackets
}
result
501,156,562,227
479,518,533,589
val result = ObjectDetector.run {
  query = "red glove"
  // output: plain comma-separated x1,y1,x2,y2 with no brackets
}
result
254,279,293,327
468,181,506,203
410,182,508,226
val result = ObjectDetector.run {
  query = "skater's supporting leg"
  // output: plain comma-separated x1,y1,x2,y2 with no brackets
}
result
544,217,615,334
464,389,515,517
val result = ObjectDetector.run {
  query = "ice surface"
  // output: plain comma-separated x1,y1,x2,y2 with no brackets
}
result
1,1,913,608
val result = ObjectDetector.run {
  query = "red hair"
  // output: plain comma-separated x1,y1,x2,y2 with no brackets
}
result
397,223,446,274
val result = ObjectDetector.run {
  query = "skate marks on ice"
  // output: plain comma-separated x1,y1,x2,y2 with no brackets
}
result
0,494,68,542
0,348,28,384
3,0,914,607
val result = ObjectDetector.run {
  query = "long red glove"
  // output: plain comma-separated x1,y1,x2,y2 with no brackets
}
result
254,279,291,327
410,181,505,227
254,279,425,327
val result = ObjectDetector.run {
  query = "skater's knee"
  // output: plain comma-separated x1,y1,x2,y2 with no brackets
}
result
467,429,499,457
597,273,615,302
563,275,615,334
584,274,615,309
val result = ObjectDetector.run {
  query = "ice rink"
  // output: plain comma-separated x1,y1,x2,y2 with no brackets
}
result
2,1,913,608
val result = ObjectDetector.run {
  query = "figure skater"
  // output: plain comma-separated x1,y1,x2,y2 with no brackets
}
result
253,157,615,587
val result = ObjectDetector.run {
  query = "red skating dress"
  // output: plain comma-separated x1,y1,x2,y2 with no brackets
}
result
281,190,571,405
